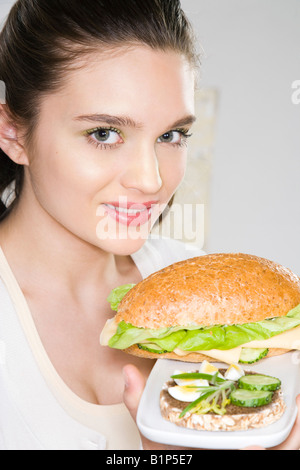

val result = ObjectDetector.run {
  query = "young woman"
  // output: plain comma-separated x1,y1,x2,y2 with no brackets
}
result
0,0,299,450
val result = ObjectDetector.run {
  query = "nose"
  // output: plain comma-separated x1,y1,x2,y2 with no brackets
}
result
121,142,163,195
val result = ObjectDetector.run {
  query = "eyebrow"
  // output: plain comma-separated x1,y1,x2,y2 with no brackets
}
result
74,113,197,130
170,115,197,129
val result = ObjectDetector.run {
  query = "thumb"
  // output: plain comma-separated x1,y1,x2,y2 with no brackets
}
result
123,364,191,450
123,364,146,422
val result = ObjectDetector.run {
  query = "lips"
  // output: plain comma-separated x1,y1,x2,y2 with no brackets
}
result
102,201,159,227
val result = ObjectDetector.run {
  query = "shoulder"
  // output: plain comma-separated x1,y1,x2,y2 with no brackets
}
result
132,236,206,279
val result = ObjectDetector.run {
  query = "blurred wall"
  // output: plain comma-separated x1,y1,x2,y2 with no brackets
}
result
181,0,300,274
0,1,11,23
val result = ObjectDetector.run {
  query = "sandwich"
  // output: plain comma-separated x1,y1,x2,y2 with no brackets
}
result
160,363,286,432
100,253,300,364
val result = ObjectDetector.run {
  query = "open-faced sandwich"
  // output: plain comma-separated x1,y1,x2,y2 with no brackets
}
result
160,362,286,431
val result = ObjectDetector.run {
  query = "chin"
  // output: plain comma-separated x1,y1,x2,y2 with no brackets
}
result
95,217,154,256
95,234,149,257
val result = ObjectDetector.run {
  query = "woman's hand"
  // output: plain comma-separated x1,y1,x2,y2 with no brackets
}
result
122,364,187,450
123,364,300,451
122,364,145,425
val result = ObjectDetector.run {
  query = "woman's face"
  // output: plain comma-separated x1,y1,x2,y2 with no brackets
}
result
24,45,195,255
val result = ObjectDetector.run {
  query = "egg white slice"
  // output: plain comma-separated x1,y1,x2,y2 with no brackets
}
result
224,363,245,381
168,385,202,402
172,369,209,387
199,360,224,379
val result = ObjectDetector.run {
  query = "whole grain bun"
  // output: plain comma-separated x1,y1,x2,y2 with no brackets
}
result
116,253,300,329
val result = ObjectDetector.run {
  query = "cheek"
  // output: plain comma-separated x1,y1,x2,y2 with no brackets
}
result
30,135,106,194
159,151,187,194
27,140,114,221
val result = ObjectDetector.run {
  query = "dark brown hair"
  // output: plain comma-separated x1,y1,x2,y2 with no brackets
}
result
0,0,198,218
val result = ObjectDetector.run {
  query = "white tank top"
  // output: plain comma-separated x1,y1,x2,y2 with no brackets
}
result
0,237,204,449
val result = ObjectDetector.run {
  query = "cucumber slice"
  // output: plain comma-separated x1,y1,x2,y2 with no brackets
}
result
238,374,281,391
137,343,167,354
239,348,269,364
230,389,273,407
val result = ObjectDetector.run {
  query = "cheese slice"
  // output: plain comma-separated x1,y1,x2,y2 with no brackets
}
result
243,325,300,350
174,347,242,363
101,320,300,364
174,325,300,364
100,317,118,346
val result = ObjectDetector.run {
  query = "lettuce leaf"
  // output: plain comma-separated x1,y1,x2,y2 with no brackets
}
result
107,284,135,311
108,303,300,352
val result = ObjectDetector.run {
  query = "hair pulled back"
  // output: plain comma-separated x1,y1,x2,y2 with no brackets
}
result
0,0,197,217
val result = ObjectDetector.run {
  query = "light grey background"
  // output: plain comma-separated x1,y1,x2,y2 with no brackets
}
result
181,0,300,274
0,1,10,23
1,0,299,274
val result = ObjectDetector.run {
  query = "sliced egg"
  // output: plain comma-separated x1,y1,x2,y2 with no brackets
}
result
199,360,224,379
172,369,209,387
168,385,202,402
224,363,245,381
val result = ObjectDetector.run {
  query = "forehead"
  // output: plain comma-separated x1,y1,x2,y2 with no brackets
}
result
40,45,195,127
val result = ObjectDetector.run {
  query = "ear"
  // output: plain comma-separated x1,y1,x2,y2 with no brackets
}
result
0,104,29,166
